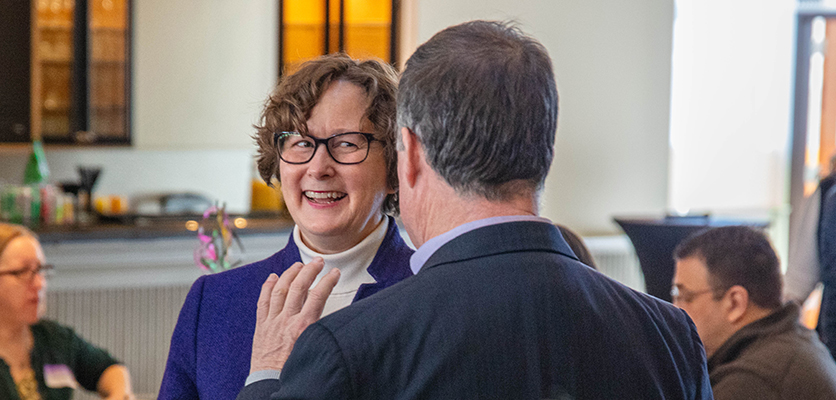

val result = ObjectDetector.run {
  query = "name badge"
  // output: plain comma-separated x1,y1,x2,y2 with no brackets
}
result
44,364,79,389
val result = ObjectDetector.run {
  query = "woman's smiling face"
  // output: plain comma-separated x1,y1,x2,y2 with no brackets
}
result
280,80,392,253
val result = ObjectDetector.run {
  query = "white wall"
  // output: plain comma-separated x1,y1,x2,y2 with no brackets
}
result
0,148,253,212
667,0,796,261
133,0,277,150
414,0,675,234
668,0,795,215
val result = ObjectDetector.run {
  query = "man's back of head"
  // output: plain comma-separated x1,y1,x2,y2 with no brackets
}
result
397,20,558,201
391,21,711,399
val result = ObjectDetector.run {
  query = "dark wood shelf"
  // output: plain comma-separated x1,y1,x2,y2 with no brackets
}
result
37,24,73,31
42,105,71,112
91,59,126,65
91,105,126,111
35,214,294,243
90,26,127,32
41,58,72,64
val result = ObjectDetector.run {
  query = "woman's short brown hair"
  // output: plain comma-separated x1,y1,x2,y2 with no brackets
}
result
254,53,400,214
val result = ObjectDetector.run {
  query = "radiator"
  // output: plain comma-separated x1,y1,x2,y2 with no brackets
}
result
42,233,643,400
41,232,291,400
45,286,191,400
583,235,646,292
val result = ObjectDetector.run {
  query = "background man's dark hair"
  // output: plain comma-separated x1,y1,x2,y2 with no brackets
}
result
397,20,558,201
674,226,782,310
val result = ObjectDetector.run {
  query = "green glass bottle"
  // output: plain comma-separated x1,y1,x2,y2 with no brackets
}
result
23,139,50,184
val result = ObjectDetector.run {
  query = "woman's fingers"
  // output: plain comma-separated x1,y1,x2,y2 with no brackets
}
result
268,262,304,318
259,258,335,323
302,268,340,321
249,258,338,373
256,273,279,323
283,258,326,315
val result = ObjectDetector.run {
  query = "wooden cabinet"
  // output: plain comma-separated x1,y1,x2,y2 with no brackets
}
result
0,0,131,145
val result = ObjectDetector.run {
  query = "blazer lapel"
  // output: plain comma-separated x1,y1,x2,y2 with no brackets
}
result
274,234,302,274
354,216,414,301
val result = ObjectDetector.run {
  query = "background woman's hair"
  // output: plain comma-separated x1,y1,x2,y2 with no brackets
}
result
253,53,400,214
556,224,597,270
0,223,36,259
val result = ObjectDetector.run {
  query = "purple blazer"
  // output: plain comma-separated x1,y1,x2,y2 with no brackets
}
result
158,216,414,400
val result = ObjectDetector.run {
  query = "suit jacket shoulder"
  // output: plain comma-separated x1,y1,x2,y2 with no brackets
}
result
275,221,711,400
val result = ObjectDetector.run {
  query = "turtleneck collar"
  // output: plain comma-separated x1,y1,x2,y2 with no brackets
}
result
293,217,388,295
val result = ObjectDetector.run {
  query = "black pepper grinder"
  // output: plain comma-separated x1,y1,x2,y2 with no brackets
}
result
77,166,102,223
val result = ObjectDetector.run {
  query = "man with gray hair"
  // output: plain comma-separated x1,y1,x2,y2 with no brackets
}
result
237,20,712,399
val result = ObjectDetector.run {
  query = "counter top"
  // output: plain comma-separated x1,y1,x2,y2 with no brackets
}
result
33,214,295,243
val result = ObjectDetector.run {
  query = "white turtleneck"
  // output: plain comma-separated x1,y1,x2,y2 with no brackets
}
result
293,217,388,317
244,218,389,386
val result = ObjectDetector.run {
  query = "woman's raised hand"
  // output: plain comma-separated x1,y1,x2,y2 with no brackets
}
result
249,258,340,373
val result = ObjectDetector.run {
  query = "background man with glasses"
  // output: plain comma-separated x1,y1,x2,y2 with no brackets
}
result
673,226,836,399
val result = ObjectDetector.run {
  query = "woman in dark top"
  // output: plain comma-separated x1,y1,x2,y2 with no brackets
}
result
159,54,414,400
0,223,134,400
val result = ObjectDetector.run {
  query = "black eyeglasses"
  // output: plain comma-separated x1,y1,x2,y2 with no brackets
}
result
0,264,54,282
273,131,378,165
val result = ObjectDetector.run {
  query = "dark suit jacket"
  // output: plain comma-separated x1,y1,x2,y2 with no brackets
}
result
238,221,712,400
818,185,836,358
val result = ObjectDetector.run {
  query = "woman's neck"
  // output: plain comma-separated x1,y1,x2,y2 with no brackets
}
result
0,322,33,372
0,322,29,345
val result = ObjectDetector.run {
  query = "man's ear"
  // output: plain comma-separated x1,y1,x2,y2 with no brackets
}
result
399,127,422,188
722,285,750,324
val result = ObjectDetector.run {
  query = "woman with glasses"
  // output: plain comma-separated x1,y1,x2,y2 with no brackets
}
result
0,222,134,400
159,54,414,400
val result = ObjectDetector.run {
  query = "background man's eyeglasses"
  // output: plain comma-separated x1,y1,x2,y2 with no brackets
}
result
273,131,378,165
670,285,723,304
0,264,54,282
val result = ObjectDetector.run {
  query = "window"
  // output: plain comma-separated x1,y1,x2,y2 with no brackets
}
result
279,0,398,75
